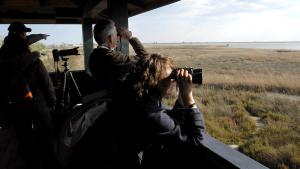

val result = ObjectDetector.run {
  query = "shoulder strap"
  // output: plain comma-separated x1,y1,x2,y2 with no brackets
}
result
63,96,112,147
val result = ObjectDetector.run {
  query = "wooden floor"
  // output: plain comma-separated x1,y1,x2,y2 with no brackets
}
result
0,126,25,169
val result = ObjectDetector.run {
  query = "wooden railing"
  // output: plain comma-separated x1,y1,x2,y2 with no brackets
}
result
197,133,269,169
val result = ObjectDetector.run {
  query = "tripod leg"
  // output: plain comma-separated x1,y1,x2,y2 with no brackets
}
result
68,72,82,99
60,72,68,107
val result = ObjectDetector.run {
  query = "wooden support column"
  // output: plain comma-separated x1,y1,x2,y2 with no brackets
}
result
39,0,47,6
82,18,93,74
108,0,129,54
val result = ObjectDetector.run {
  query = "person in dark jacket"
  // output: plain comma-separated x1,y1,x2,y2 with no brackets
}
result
113,53,205,168
89,18,148,93
0,22,57,169
68,18,148,169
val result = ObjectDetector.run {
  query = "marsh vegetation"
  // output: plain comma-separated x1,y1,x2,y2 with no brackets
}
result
4,39,300,169
147,44,300,169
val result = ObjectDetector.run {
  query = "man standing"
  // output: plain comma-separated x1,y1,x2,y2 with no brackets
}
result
68,18,149,169
89,18,148,92
0,21,57,169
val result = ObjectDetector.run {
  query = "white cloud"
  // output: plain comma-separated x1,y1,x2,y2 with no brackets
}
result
130,0,300,42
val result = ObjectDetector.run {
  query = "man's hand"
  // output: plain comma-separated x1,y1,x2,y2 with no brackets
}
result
41,34,50,40
117,27,132,40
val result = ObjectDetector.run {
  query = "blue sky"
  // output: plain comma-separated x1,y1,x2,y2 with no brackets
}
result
1,0,299,45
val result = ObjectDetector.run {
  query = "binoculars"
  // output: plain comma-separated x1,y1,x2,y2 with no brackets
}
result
170,67,203,84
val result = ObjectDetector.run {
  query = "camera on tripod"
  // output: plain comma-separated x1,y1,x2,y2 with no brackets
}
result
52,47,80,62
170,67,203,84
51,47,82,113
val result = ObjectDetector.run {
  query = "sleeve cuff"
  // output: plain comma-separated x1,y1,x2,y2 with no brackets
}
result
187,103,197,109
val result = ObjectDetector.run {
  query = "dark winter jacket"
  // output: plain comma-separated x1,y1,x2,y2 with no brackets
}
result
0,36,57,169
89,37,148,91
68,79,205,169
116,94,205,149
135,96,205,168
106,94,206,168
69,37,148,169
0,45,56,111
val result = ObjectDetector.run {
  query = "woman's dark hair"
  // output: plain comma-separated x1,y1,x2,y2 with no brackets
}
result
132,53,174,99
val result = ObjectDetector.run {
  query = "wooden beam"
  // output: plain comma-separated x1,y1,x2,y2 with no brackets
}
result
56,7,82,18
82,19,93,73
129,0,180,17
0,9,83,24
0,0,4,6
83,0,107,18
128,2,143,11
129,0,145,8
56,18,81,24
0,8,82,19
39,0,47,6
5,0,40,7
0,10,55,19
108,0,129,54
0,18,82,24
0,18,56,24
48,0,78,8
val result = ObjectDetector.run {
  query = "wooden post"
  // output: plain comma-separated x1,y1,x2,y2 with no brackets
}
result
108,0,129,54
82,18,93,74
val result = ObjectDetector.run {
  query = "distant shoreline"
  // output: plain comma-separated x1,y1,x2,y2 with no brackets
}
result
144,41,300,50
145,41,300,44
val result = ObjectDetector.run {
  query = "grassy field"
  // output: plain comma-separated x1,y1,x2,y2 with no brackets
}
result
143,44,300,95
142,44,300,169
30,43,85,72
32,43,300,169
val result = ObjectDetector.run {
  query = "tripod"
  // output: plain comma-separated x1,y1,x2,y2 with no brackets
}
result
58,57,82,111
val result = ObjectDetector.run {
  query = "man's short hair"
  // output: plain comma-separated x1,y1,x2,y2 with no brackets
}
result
93,19,117,45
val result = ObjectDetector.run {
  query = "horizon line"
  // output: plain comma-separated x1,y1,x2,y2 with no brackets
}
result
144,41,300,44
40,40,300,46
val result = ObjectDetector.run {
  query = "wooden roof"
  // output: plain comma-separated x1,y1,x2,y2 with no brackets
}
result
0,0,180,24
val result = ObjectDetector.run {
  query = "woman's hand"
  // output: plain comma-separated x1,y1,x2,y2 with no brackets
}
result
176,69,195,107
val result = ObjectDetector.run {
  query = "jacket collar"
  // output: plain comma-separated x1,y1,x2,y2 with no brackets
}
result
97,45,110,50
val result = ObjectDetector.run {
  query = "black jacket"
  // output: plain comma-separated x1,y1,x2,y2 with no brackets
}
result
112,95,205,168
89,37,148,91
69,90,205,169
116,95,205,147
0,49,56,111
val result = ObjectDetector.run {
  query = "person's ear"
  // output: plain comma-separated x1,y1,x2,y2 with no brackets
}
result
107,35,113,44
